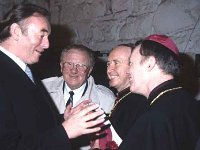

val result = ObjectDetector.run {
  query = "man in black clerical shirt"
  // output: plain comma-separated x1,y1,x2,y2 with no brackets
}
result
119,34,200,150
107,44,149,141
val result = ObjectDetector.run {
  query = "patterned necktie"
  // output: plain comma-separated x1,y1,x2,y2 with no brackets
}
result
25,65,34,83
66,91,74,107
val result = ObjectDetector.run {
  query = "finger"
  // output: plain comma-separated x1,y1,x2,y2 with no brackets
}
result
72,100,92,113
82,118,105,134
76,100,92,109
79,103,101,117
65,103,72,111
83,109,104,122
64,103,72,116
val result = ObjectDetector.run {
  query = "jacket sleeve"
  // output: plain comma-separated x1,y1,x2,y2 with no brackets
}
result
0,85,71,150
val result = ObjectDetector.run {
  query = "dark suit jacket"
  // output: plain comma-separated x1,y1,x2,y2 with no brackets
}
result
0,51,71,150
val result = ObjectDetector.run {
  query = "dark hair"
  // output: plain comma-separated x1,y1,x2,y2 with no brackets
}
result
0,3,50,42
138,40,181,77
60,44,95,68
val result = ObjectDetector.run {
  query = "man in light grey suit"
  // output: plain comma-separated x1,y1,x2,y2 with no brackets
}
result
42,44,115,150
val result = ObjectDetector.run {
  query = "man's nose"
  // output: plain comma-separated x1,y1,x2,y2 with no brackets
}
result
42,37,49,49
71,64,78,72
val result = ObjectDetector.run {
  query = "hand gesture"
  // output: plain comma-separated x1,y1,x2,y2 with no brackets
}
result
62,100,105,139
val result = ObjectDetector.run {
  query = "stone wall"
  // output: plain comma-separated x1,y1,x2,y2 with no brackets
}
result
1,0,199,53
48,0,200,54
0,0,200,98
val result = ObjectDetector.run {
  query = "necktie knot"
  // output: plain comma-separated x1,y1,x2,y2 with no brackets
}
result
69,91,74,97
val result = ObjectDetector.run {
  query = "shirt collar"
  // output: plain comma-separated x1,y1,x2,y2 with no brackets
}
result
65,82,86,96
148,79,179,102
0,46,26,71
117,87,130,99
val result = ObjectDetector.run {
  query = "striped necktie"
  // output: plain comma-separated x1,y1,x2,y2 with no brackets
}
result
66,91,74,107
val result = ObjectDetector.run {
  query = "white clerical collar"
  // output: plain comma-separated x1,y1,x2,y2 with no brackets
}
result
0,46,26,71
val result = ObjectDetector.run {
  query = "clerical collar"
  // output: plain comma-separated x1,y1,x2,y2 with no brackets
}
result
148,79,180,104
117,87,130,99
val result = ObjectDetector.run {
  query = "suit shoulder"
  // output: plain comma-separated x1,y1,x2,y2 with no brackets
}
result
42,76,60,82
96,85,115,98
42,76,63,88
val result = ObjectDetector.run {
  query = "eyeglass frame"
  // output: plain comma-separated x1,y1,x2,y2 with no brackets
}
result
62,61,90,72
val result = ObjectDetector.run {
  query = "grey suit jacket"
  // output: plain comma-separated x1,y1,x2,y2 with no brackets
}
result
42,76,115,114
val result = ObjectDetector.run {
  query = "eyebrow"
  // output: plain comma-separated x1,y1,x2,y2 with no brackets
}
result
41,28,49,34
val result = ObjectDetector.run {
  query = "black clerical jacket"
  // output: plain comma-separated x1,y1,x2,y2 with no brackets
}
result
110,88,149,140
119,80,200,150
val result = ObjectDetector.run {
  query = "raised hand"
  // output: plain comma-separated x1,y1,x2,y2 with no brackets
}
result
62,100,105,139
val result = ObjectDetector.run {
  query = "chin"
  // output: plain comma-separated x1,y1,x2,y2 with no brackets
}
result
32,57,40,64
27,59,38,65
109,81,116,87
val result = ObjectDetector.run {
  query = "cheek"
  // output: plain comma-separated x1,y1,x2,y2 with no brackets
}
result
79,76,87,82
62,69,71,77
29,36,42,48
129,66,135,77
115,66,123,74
62,67,68,73
80,72,89,79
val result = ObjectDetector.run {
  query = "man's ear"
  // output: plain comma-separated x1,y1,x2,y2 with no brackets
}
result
146,56,156,71
10,23,22,41
88,67,93,77
60,62,63,73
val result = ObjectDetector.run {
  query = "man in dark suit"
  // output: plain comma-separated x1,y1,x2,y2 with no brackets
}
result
0,3,104,150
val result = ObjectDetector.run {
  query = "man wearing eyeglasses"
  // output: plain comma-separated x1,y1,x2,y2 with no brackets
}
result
42,44,115,150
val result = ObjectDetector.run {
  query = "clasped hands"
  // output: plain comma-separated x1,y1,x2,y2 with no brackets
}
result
62,100,105,139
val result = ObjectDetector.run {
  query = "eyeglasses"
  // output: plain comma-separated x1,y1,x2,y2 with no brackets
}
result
63,62,89,72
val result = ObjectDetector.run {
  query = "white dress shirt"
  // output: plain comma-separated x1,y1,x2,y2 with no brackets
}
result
0,46,26,72
63,82,87,107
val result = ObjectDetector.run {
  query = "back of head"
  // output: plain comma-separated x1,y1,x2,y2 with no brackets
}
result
136,34,181,77
0,3,49,42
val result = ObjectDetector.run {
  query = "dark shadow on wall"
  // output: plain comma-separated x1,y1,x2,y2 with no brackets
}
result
179,53,199,98
91,56,109,87
32,24,74,79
